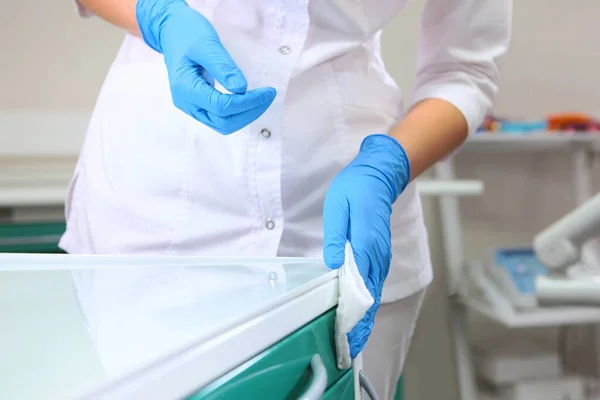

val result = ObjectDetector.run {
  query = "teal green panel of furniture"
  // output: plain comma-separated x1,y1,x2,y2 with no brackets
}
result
0,222,66,253
322,369,354,400
395,374,403,400
189,309,348,400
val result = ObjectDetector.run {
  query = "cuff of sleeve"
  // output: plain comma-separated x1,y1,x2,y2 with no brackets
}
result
74,0,94,17
411,77,490,136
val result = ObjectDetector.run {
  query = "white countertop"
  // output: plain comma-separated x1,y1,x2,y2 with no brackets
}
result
0,254,338,400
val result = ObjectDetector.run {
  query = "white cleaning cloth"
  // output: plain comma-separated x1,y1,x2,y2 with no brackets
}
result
335,242,375,369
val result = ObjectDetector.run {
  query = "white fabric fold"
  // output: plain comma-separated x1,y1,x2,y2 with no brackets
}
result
335,242,375,369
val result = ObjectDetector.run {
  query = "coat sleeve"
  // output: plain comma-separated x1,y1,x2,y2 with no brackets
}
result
411,0,512,134
74,0,95,17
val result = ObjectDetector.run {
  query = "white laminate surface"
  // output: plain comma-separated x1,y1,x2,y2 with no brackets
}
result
0,254,336,400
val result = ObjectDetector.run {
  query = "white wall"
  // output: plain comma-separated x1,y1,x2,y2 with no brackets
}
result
0,1,123,111
2,1,600,399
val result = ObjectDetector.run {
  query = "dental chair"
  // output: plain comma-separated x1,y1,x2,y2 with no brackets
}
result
534,192,600,305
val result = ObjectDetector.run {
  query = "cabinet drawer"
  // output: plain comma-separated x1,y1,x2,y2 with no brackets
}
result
189,308,347,400
0,222,66,253
322,369,354,400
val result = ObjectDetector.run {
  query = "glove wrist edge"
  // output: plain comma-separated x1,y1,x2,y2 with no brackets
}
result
136,0,188,53
359,134,411,201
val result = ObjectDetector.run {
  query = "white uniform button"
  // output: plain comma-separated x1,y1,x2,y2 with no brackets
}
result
265,219,276,230
268,271,278,282
268,271,278,289
260,128,272,139
278,45,291,55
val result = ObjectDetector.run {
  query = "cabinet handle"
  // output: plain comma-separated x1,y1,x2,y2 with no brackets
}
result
359,370,380,400
298,354,328,400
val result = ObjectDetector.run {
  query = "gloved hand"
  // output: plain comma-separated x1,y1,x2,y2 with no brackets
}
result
136,0,276,134
323,134,411,359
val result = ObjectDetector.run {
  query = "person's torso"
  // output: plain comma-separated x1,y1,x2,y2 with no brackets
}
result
115,0,413,76
62,0,430,299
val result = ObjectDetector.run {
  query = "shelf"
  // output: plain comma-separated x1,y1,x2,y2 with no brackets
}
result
0,111,88,157
459,294,600,328
0,187,66,207
462,132,600,152
415,179,483,197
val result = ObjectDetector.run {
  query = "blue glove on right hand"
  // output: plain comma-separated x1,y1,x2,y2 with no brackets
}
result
136,0,276,134
323,134,411,359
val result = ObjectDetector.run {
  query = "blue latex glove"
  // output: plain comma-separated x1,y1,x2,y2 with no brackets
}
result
136,0,276,134
323,134,411,359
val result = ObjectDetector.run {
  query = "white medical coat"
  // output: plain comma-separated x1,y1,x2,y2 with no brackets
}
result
62,0,511,303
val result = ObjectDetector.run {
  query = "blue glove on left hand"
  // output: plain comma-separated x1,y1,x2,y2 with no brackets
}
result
136,0,276,135
323,134,410,359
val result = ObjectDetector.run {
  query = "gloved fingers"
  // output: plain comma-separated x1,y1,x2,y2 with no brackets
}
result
351,247,373,285
187,34,248,94
193,80,276,118
348,203,377,283
351,242,390,289
348,200,392,284
347,301,380,359
190,98,273,135
323,186,350,270
172,64,276,119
